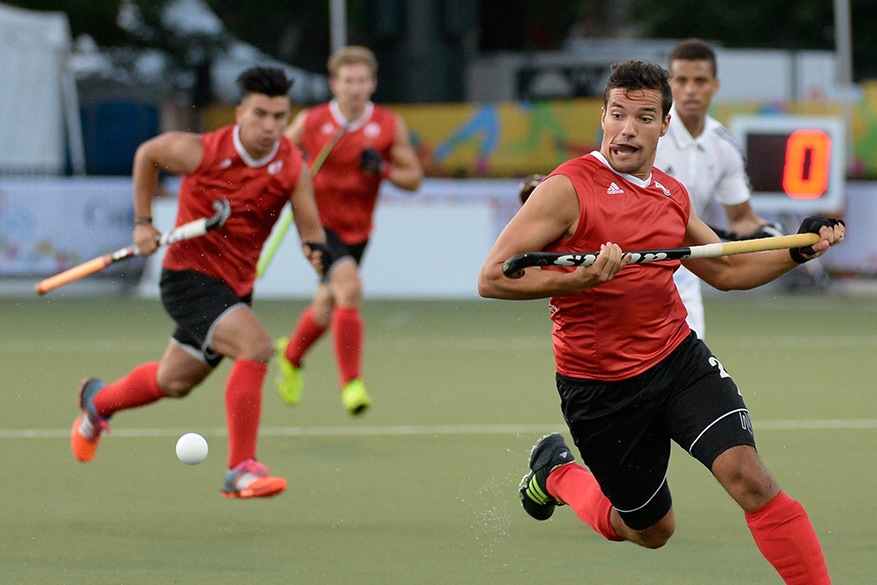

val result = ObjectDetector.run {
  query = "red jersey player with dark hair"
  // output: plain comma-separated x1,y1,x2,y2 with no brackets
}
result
478,60,843,584
70,66,330,499
275,46,423,415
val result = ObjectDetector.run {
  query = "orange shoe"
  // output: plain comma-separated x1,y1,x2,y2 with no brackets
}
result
70,378,110,463
220,458,287,499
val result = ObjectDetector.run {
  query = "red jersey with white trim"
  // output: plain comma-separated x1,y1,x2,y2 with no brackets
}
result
302,101,396,244
162,124,303,297
547,152,692,381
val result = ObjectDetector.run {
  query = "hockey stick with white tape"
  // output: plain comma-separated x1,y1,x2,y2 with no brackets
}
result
35,198,231,295
502,232,821,278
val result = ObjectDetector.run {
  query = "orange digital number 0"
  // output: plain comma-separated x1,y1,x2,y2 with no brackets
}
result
782,129,831,199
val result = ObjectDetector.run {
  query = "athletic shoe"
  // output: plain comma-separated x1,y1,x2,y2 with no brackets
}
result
519,432,575,520
70,378,110,463
341,378,371,416
220,458,287,499
274,337,303,406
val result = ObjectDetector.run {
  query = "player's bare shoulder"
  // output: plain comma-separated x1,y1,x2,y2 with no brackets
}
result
138,131,204,175
284,108,311,143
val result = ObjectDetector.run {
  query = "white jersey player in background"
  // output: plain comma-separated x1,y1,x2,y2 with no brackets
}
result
655,38,780,338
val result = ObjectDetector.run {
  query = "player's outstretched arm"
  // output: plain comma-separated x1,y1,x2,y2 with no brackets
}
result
384,115,423,191
478,175,627,300
685,214,845,291
288,166,329,275
132,132,203,254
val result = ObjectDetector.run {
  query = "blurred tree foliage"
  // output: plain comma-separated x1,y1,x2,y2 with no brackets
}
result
5,0,128,45
629,0,877,80
7,0,876,82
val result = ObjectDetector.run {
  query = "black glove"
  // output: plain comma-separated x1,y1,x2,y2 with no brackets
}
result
304,241,336,276
360,147,386,176
740,222,783,240
789,216,845,263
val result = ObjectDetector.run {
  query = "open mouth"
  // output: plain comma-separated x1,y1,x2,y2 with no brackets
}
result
610,143,639,156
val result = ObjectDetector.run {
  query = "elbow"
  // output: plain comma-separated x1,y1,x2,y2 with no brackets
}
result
707,276,757,293
407,171,424,192
477,274,500,299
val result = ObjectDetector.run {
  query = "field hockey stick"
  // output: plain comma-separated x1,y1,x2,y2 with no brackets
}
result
502,232,821,278
256,125,348,278
35,198,231,295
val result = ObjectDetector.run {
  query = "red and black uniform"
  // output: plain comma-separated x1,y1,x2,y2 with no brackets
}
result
548,152,754,530
161,125,303,366
547,152,691,381
283,100,397,390
301,100,396,247
164,124,303,297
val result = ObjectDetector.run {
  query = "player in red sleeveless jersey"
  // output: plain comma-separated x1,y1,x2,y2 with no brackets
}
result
275,46,423,415
70,66,330,499
479,61,843,584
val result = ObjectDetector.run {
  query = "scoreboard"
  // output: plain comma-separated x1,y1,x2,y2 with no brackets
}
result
730,115,846,213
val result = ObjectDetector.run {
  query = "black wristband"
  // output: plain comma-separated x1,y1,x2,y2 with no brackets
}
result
789,247,810,264
134,217,152,226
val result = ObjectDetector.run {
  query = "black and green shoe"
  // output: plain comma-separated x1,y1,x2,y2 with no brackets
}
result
518,433,575,521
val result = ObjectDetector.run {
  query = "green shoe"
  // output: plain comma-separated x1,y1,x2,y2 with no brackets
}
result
341,379,371,416
274,337,303,406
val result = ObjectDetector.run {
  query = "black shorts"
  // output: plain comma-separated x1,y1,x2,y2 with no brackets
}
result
319,229,369,284
557,332,755,530
159,269,252,368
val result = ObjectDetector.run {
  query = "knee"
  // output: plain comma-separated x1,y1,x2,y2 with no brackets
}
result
636,519,675,549
330,269,363,305
242,336,274,364
712,447,779,510
159,379,195,398
617,509,675,549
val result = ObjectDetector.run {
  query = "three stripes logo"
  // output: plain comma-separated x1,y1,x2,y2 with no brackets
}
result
606,182,624,195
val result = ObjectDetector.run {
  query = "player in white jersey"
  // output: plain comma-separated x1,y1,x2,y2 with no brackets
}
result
655,38,779,338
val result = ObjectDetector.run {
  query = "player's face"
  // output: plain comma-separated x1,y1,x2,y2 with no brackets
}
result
669,59,719,121
330,63,377,115
235,93,291,159
600,87,669,180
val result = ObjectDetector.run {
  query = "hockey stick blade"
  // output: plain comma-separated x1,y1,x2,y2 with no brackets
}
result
501,233,821,278
35,198,231,295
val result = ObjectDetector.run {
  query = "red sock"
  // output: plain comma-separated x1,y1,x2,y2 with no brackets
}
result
332,306,362,386
91,362,164,418
285,307,328,366
547,463,623,541
745,492,832,584
225,359,267,469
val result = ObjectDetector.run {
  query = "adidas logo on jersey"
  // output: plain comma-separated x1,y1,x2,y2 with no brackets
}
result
607,182,624,195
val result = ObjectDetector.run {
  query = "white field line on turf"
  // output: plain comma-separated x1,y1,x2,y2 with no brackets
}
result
3,334,877,353
3,419,877,440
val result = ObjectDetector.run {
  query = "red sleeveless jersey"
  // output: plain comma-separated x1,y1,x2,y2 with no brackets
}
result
547,152,692,381
162,124,303,297
302,101,396,244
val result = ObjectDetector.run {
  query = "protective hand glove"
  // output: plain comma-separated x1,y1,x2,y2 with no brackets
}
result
304,241,336,276
360,147,387,177
789,216,845,263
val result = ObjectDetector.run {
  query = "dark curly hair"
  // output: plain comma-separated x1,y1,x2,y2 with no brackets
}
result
235,66,293,101
603,60,673,118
